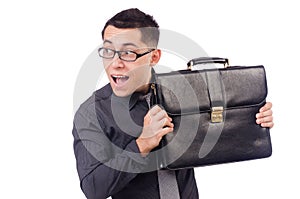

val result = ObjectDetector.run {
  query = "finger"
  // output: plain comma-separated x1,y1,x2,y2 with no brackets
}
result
159,117,174,128
260,102,272,112
157,127,174,138
149,105,163,116
260,121,274,128
256,109,273,118
145,105,162,122
152,109,170,121
154,117,173,130
256,115,273,124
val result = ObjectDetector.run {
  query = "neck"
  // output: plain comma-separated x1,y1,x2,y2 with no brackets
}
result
136,83,150,94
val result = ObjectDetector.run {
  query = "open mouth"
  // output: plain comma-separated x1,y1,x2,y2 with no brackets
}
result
111,75,129,86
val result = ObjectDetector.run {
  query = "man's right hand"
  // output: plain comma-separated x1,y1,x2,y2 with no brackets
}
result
136,105,174,157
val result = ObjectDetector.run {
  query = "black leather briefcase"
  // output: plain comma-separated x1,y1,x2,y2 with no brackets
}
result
151,57,272,169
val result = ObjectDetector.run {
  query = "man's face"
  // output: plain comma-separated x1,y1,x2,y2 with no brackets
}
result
102,25,160,97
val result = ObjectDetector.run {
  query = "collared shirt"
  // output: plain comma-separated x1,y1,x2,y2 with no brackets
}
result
72,83,199,199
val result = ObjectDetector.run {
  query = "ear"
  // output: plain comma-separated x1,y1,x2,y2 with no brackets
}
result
150,49,161,66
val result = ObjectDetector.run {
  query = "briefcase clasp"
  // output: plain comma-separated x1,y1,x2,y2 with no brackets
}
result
211,106,224,123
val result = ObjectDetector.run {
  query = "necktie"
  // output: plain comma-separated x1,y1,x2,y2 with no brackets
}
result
141,93,180,199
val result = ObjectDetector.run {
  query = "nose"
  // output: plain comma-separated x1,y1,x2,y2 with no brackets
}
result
109,54,125,69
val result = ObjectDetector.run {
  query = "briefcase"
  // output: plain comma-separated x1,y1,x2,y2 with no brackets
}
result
151,57,272,169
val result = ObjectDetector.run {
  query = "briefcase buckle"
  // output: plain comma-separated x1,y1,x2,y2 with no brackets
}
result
211,106,224,123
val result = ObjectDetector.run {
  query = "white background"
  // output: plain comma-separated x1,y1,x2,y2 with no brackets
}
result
1,0,299,198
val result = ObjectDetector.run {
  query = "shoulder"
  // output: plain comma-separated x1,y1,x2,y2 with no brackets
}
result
94,83,113,101
74,84,112,122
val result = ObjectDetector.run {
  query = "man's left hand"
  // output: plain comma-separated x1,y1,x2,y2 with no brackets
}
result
256,102,274,128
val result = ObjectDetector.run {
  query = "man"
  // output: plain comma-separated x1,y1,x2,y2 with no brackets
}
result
72,8,274,199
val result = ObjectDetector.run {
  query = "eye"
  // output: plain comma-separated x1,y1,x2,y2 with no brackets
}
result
102,48,114,56
104,48,112,53
119,50,137,61
124,51,135,55
121,51,136,57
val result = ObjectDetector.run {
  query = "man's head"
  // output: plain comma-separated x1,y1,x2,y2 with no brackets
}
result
102,8,160,48
100,8,161,97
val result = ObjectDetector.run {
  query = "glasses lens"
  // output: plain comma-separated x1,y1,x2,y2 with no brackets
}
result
99,48,115,58
120,51,137,61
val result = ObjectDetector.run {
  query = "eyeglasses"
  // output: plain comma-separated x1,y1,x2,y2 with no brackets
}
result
98,47,155,62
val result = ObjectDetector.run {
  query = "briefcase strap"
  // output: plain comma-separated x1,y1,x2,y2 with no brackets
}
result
198,70,226,159
205,70,225,123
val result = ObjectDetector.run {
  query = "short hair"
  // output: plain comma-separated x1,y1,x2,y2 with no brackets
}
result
101,8,160,47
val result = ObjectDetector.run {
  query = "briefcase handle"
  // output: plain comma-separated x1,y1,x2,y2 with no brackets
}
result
187,57,229,69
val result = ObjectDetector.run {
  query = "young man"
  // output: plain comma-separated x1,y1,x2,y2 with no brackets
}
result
72,8,274,199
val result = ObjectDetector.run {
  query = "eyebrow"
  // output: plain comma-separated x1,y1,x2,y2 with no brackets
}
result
103,40,139,48
122,42,138,47
103,40,112,45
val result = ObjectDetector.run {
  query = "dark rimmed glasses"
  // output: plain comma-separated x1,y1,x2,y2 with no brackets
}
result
98,47,155,62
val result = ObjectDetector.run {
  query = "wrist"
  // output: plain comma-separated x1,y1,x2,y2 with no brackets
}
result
136,138,150,157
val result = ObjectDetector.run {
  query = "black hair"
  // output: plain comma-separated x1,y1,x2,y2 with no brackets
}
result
101,8,160,47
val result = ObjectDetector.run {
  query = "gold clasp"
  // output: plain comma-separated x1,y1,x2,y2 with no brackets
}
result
211,106,224,123
151,83,157,96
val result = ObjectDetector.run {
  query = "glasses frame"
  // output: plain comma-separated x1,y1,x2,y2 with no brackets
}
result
98,47,155,62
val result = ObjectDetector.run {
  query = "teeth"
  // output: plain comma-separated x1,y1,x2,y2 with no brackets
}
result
112,75,127,79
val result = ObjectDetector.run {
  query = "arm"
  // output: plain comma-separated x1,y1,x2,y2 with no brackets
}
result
256,102,274,128
72,108,149,199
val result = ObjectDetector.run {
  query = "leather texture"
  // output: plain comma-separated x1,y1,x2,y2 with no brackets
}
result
152,61,272,169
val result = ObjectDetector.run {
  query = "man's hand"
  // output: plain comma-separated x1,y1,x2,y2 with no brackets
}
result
136,105,174,156
256,102,274,128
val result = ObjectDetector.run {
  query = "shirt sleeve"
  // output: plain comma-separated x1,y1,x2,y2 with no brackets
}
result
72,103,150,199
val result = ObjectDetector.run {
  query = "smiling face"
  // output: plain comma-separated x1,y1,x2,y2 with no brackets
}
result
102,25,161,97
